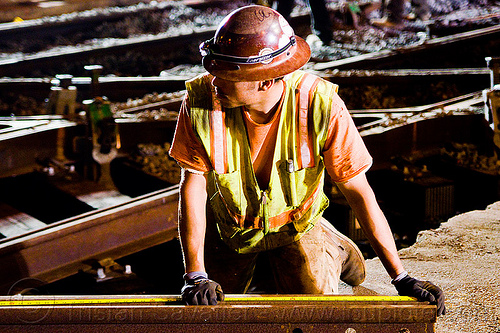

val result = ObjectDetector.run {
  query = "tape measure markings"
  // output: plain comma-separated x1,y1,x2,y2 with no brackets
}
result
0,295,416,307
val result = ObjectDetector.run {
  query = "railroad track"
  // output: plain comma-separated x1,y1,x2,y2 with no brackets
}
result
311,24,500,70
0,1,499,78
1,19,497,108
0,182,180,294
0,67,490,102
0,0,242,78
0,25,497,110
0,0,231,36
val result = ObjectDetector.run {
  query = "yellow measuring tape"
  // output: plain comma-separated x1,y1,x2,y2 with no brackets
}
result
0,295,416,306
226,295,416,302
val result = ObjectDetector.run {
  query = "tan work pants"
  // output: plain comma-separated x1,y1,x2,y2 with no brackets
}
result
204,217,342,294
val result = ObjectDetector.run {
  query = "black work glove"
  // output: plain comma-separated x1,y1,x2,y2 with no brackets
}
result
394,274,446,316
181,272,224,305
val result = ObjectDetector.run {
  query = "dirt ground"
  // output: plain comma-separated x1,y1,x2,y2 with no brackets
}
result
356,201,500,332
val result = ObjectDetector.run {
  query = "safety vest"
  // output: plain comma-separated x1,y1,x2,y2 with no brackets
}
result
186,70,339,253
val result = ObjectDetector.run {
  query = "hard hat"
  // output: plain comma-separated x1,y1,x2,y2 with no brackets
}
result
199,5,311,81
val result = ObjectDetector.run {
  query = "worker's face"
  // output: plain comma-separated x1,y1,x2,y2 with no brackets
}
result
211,76,260,108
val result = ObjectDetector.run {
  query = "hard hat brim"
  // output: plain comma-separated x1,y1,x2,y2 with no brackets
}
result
202,35,311,82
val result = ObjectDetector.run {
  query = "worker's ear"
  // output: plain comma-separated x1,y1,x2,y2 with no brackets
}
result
258,79,275,91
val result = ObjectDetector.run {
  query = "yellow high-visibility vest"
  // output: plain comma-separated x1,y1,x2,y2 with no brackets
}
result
186,70,338,253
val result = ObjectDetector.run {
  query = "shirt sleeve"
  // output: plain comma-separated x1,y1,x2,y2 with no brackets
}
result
322,93,373,183
168,95,212,173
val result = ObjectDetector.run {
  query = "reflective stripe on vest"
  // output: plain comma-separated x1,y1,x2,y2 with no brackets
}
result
244,181,322,229
210,96,227,174
296,73,320,169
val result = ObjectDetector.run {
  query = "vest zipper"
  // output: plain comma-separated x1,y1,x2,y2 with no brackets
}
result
261,190,269,234
287,159,298,207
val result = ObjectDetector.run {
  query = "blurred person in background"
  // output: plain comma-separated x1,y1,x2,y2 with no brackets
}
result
255,0,334,45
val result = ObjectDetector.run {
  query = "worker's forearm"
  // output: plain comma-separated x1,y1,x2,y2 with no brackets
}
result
178,170,208,274
338,175,405,279
350,198,405,279
179,213,206,273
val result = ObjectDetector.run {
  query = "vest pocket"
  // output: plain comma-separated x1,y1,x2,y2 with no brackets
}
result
213,170,243,218
278,160,323,208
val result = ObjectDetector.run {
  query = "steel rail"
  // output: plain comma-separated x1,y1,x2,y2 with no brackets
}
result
0,0,229,37
351,90,484,114
0,67,489,105
312,24,500,71
0,185,179,294
0,294,437,333
0,27,216,78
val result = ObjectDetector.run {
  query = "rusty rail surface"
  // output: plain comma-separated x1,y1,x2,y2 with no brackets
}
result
0,185,179,295
0,67,490,103
0,0,229,35
312,24,500,71
0,294,437,333
0,76,188,102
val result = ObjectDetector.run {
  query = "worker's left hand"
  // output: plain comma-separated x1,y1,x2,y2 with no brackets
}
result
393,275,446,316
181,273,225,305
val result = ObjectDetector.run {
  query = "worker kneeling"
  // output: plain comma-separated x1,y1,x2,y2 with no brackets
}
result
169,5,445,315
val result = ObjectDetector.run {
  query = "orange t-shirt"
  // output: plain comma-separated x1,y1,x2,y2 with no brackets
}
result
169,91,371,185
242,104,282,189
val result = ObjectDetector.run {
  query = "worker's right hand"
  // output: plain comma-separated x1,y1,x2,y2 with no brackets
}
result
181,272,225,305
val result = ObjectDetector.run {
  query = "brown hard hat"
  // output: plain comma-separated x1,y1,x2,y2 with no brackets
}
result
199,5,311,81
